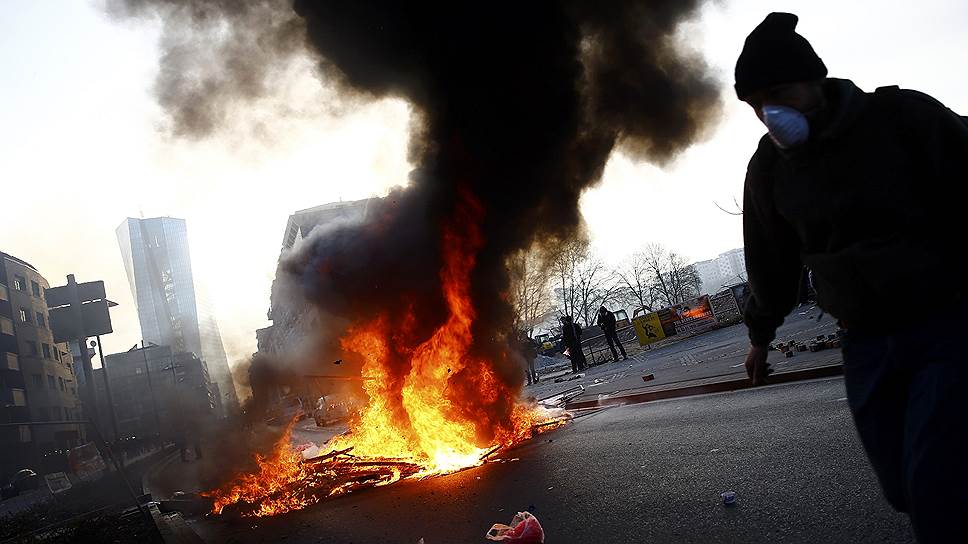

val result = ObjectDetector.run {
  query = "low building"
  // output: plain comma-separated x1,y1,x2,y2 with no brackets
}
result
95,345,217,445
0,251,83,478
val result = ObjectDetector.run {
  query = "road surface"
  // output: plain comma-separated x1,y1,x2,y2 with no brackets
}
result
530,308,841,405
192,377,914,543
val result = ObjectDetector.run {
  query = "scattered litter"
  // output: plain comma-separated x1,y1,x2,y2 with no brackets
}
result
418,539,424,544
721,491,737,506
594,378,602,384
476,476,481,480
294,442,321,460
709,449,721,453
546,486,554,490
510,458,520,462
485,511,545,543
597,393,610,402
642,374,655,382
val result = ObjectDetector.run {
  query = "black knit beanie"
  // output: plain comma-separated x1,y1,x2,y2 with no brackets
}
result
734,12,827,100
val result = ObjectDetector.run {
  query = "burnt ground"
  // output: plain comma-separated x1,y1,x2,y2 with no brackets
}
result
189,377,914,544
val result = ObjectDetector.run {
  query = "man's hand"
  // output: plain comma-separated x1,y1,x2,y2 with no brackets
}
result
744,344,773,386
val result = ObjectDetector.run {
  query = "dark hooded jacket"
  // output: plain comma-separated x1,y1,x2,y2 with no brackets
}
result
597,309,617,333
743,78,968,346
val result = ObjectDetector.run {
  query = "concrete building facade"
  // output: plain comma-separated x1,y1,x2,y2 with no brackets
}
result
116,217,237,416
96,345,216,444
694,248,749,295
0,252,83,478
261,199,374,358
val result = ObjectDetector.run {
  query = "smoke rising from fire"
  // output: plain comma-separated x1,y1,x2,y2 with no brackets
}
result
115,1,720,442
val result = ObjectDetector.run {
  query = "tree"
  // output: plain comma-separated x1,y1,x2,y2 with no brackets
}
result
665,252,703,305
613,252,662,314
549,238,586,322
507,249,553,337
549,239,618,327
622,244,703,310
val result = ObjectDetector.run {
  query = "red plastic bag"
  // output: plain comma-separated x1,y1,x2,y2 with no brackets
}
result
485,511,544,543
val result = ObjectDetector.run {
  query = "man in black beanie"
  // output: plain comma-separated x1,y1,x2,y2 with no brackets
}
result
736,12,968,543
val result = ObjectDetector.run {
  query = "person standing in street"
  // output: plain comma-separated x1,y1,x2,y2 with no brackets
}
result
596,306,628,362
520,329,540,385
560,315,586,373
735,12,968,542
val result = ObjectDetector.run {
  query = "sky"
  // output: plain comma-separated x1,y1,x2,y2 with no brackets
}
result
2,1,966,369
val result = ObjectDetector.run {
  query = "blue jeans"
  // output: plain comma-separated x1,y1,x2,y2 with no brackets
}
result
842,319,968,543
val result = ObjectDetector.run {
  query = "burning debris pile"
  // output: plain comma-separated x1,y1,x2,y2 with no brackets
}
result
116,0,720,517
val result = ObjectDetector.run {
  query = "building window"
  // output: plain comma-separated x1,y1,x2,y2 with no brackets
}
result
47,374,56,389
26,341,38,357
58,377,65,391
11,389,26,406
32,374,43,387
42,343,52,360
13,275,26,291
0,284,8,301
36,313,46,329
18,425,30,443
0,316,13,335
3,352,18,370
31,281,40,297
53,348,60,361
19,308,32,324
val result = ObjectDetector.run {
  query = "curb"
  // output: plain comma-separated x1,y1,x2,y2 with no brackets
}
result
149,504,206,544
564,364,844,410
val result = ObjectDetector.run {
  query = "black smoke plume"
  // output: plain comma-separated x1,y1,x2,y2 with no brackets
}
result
114,1,721,441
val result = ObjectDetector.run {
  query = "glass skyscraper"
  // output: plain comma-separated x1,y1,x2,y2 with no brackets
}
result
116,217,237,415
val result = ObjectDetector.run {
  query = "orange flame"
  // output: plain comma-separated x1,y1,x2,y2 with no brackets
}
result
202,423,316,516
204,193,568,517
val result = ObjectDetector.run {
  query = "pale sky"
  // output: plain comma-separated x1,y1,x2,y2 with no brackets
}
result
2,1,966,369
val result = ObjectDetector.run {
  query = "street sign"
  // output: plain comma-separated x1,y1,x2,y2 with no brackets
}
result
49,299,113,342
45,280,106,308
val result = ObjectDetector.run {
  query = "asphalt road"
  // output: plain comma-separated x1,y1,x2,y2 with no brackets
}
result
192,377,914,544
530,308,841,405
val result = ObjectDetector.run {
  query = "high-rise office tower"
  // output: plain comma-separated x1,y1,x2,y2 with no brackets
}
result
116,217,237,415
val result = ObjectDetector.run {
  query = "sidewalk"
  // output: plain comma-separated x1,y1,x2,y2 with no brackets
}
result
526,315,842,408
143,450,205,500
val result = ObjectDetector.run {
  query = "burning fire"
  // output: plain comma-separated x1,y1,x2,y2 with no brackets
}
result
205,195,567,517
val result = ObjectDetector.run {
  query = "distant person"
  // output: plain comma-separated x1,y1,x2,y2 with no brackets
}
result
596,306,628,362
735,12,968,542
521,332,539,385
560,316,586,373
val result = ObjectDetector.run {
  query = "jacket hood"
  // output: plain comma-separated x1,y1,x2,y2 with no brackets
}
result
817,78,867,140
